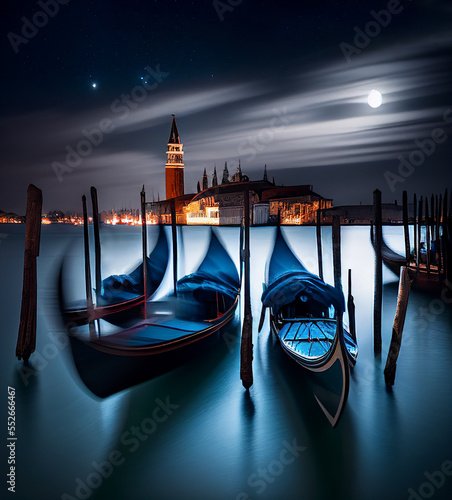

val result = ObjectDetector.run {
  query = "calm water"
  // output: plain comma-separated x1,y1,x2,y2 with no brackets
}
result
1,224,451,500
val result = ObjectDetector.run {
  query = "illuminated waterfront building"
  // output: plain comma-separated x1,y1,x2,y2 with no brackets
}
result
149,116,332,225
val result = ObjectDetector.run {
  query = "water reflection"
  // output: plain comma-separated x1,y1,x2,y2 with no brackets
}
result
1,224,452,500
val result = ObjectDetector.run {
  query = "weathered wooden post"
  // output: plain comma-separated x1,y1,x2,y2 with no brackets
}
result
384,266,411,385
438,194,443,276
449,198,452,284
316,208,324,281
90,186,102,300
170,198,178,297
445,190,452,283
141,186,148,318
373,189,382,355
82,195,96,339
332,215,342,291
413,193,417,265
425,198,431,275
402,190,410,264
16,185,42,362
430,194,435,242
417,196,423,272
240,184,253,390
443,190,449,282
347,269,356,343
330,214,349,427
239,217,244,284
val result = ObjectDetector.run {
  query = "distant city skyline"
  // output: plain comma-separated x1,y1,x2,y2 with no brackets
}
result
1,1,451,214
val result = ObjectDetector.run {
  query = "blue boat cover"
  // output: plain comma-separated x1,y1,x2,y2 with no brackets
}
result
99,231,239,347
101,225,168,302
261,228,345,314
177,232,240,300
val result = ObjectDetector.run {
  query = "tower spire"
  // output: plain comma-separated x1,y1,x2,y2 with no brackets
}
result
212,165,218,187
168,114,180,144
263,164,268,182
165,115,184,199
202,168,208,191
222,161,229,184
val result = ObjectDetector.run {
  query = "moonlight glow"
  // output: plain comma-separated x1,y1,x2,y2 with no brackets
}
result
368,89,382,108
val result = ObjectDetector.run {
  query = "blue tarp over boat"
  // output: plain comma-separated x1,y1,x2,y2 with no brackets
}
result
261,228,345,315
97,230,239,347
177,232,240,302
101,225,168,303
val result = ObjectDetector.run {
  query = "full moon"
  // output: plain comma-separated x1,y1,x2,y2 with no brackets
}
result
368,89,382,108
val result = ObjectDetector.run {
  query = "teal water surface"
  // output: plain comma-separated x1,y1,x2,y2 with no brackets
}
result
1,224,451,500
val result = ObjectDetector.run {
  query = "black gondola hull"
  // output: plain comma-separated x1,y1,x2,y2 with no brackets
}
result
269,315,354,427
68,299,239,398
261,227,358,426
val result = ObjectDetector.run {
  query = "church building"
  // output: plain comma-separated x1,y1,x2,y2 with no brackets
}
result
147,116,332,225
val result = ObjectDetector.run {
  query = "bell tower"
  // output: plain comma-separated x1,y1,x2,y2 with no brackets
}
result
165,115,184,199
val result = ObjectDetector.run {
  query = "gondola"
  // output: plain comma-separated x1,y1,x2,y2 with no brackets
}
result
62,224,169,326
370,226,443,295
260,227,358,427
62,231,240,398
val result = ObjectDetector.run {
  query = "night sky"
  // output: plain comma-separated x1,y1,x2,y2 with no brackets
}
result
1,0,451,214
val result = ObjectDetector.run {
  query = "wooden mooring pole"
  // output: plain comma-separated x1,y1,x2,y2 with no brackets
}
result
141,186,148,318
316,208,324,281
332,215,346,378
347,269,356,343
384,266,411,386
16,184,42,362
426,198,431,275
90,186,102,299
413,193,418,265
82,195,95,339
449,193,452,283
443,190,449,283
240,185,253,390
402,190,410,264
170,199,178,297
332,215,342,292
373,189,382,355
417,196,423,273
430,194,435,247
436,194,442,275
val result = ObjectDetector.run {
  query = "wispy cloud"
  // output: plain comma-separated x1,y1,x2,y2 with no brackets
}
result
1,27,450,212
186,28,452,171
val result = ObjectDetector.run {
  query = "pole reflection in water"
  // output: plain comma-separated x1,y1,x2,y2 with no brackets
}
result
0,224,451,500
